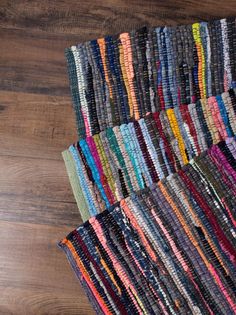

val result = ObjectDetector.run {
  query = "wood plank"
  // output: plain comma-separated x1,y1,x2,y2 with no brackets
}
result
0,27,79,95
0,155,71,201
1,2,236,96
0,220,94,315
0,91,77,150
1,0,236,35
0,195,80,226
0,154,81,225
0,287,92,315
0,92,81,225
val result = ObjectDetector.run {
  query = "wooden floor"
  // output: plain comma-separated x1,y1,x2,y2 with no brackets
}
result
0,1,236,314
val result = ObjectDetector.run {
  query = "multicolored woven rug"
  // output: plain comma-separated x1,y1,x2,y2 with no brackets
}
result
66,18,236,138
59,17,236,314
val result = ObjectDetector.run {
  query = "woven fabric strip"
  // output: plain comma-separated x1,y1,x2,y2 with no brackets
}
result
63,88,236,221
59,139,236,315
66,18,236,138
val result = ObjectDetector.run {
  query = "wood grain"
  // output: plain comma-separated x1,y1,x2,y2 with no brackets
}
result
0,221,92,315
1,0,236,314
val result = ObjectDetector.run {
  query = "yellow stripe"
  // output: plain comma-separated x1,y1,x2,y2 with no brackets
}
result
166,108,188,164
129,286,148,315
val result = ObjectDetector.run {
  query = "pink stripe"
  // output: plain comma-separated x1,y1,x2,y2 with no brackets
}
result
81,110,91,137
124,241,164,313
87,136,103,174
151,209,189,272
209,264,236,312
90,217,144,315
121,200,157,262
152,209,215,314
208,97,227,140
210,146,236,184
222,198,236,228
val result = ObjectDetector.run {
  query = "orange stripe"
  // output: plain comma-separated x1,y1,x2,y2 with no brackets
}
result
63,239,113,315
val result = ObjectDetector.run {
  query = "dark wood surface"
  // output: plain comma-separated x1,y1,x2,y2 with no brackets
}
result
1,1,236,314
